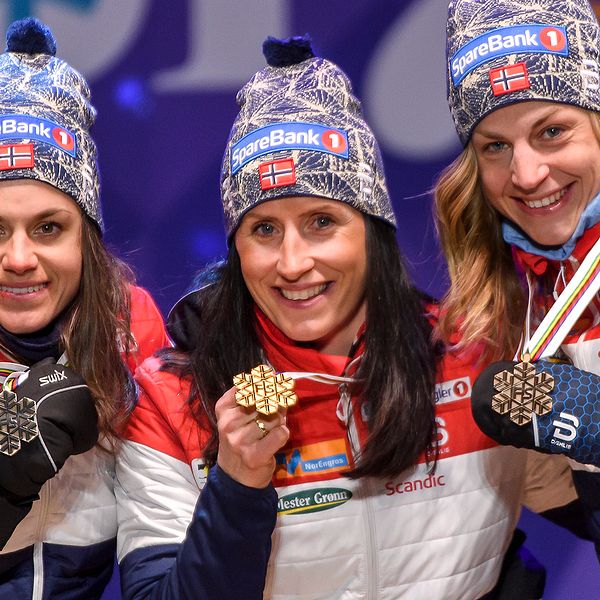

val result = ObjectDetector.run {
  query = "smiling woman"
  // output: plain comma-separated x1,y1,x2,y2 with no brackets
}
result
235,196,367,355
0,17,169,600
0,181,83,335
434,0,600,579
112,33,583,600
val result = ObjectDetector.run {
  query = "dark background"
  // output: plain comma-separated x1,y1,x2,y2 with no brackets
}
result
4,0,598,597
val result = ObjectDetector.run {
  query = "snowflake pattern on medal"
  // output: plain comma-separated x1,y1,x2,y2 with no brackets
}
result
233,364,297,415
492,361,554,425
0,389,38,456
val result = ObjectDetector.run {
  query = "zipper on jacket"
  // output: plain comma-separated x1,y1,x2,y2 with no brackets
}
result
32,477,52,600
340,386,380,599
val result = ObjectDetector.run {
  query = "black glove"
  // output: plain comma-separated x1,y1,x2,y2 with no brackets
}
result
471,360,600,466
0,359,98,548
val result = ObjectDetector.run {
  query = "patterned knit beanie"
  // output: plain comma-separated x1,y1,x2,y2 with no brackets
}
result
0,18,102,228
447,0,600,145
220,35,396,238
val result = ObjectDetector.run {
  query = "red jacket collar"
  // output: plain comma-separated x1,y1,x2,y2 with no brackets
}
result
513,221,600,276
254,307,364,377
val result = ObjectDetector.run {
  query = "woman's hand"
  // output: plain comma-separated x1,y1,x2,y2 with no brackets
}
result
215,386,290,488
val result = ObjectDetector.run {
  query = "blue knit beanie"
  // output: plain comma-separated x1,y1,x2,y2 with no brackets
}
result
0,18,102,229
220,36,396,238
447,0,600,145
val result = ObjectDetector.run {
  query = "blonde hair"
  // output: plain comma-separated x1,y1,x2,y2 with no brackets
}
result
434,145,525,360
434,110,600,360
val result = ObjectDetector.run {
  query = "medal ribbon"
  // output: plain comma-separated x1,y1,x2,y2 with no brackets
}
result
522,235,600,361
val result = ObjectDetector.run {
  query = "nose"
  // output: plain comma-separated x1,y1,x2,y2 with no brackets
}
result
276,230,314,281
1,233,38,274
510,143,550,191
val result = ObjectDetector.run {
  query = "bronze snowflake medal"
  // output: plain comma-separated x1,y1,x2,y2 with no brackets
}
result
491,356,554,426
233,364,298,415
0,388,38,456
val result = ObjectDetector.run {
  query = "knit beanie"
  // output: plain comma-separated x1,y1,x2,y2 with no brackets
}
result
0,18,102,228
446,0,600,145
220,35,396,238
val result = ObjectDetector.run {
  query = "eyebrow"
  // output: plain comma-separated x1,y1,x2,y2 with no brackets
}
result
0,208,76,222
475,108,562,139
247,203,346,220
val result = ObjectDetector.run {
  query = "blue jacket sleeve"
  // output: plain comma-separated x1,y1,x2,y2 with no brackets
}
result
120,465,278,600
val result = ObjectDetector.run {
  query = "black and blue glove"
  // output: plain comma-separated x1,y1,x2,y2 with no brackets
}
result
0,359,98,548
471,360,600,466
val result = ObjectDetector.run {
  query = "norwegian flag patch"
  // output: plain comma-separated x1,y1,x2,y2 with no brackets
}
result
0,144,34,170
259,158,296,190
489,62,530,96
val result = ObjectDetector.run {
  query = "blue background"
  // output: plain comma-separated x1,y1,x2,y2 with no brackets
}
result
4,0,599,597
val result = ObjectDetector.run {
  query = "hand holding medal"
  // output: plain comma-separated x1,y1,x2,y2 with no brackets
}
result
471,237,600,466
214,365,294,489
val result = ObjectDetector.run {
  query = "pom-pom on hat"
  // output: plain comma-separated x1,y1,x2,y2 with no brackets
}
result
0,17,102,228
220,35,396,238
446,0,600,145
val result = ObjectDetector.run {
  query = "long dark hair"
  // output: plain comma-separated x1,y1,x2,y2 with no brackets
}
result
62,217,136,442
164,216,437,479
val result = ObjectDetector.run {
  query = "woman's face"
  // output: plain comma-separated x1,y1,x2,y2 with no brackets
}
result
235,196,367,356
472,101,600,246
0,180,83,334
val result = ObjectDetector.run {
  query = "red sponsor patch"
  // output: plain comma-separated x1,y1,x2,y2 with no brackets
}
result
540,26,567,52
52,127,75,152
259,158,296,190
489,62,530,96
0,143,34,170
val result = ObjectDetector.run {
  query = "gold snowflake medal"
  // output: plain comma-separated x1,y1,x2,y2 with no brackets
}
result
0,378,38,456
491,354,555,426
233,364,298,415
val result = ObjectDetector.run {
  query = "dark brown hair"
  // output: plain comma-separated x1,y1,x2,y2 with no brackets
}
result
163,216,437,479
61,218,136,442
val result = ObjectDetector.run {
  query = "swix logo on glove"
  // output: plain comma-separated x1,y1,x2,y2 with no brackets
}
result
0,114,77,157
39,369,67,387
231,122,349,174
451,24,568,86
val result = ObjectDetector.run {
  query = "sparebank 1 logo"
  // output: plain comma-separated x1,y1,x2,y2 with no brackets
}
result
3,0,150,79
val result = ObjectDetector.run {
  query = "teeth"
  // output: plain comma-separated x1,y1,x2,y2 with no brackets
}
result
524,188,566,209
281,284,327,300
0,284,45,295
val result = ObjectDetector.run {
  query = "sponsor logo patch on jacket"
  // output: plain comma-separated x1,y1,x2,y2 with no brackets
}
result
434,377,471,404
275,439,350,483
277,487,352,515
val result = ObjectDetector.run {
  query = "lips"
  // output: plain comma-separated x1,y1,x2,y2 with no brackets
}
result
279,283,327,300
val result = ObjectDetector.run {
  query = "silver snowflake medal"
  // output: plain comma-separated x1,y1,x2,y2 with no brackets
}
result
0,388,38,456
233,364,298,415
491,354,554,426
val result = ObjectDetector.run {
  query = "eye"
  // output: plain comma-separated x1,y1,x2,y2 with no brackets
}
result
314,215,333,229
35,221,61,236
542,126,562,139
252,222,275,236
483,140,508,153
